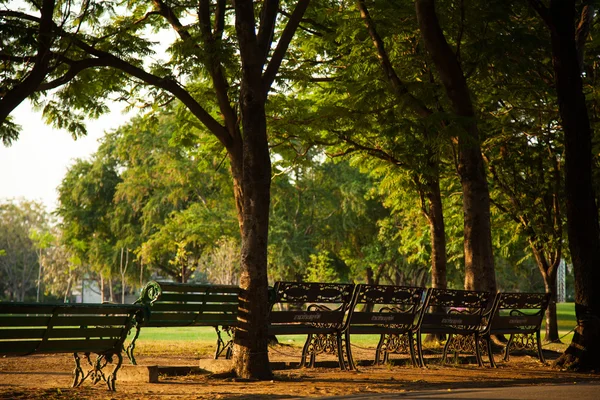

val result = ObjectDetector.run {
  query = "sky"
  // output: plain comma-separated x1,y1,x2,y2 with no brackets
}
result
0,102,130,211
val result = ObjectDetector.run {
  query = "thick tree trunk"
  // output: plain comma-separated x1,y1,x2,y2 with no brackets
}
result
229,100,273,379
539,0,600,370
415,0,496,292
230,1,273,377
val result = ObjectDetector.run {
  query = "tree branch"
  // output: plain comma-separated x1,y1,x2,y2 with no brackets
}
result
262,0,311,95
198,0,237,138
357,0,432,118
257,0,279,65
0,0,55,126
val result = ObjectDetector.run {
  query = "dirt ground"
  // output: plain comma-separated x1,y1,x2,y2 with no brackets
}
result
1,341,599,399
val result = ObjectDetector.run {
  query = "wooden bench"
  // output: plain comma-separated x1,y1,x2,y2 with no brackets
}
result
268,281,355,370
345,284,426,369
128,281,239,364
480,292,550,367
415,288,494,367
0,302,146,391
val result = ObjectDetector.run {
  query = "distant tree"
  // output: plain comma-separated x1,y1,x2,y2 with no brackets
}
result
0,199,50,301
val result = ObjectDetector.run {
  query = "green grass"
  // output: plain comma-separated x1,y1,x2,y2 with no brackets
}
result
130,302,578,350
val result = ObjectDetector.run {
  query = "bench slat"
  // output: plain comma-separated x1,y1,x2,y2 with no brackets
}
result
156,283,239,294
3,338,122,355
0,327,126,340
157,293,238,303
150,303,237,313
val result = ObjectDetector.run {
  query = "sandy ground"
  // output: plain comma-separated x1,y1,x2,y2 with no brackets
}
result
1,341,599,399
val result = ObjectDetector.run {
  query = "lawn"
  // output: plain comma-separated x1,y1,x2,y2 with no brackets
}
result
131,302,577,351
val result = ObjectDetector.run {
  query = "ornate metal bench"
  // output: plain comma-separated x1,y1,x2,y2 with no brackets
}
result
0,302,146,391
345,284,425,369
480,292,550,367
416,288,494,367
268,281,355,370
128,281,239,364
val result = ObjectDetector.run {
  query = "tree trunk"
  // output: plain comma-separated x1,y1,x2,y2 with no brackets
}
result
229,96,273,379
540,0,600,370
426,177,447,291
230,1,273,377
415,0,495,292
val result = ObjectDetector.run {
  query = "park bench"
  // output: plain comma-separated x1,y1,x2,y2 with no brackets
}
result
345,284,426,369
128,281,239,364
415,288,494,367
480,292,550,367
268,281,355,370
0,302,146,391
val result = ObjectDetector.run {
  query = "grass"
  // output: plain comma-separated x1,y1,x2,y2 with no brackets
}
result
130,302,578,354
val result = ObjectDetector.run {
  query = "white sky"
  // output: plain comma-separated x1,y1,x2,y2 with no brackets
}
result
0,102,130,211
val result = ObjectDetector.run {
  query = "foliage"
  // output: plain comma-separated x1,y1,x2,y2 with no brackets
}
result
0,199,51,301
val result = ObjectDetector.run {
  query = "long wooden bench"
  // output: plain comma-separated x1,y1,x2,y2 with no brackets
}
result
268,281,355,370
345,284,426,369
128,281,239,364
415,288,494,367
480,292,550,367
0,302,146,391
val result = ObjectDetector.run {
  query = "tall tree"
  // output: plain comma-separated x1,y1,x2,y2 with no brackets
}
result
1,0,310,378
528,0,600,369
414,0,496,292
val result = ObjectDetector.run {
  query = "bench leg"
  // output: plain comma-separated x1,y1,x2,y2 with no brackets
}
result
337,333,350,371
72,352,121,391
536,331,545,364
375,334,386,365
300,334,313,368
214,326,234,359
474,333,484,367
125,326,141,365
483,336,497,368
416,332,426,368
344,331,356,370
408,333,419,367
504,334,514,361
441,333,453,364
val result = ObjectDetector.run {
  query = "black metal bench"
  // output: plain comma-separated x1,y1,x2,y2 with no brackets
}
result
345,284,425,369
480,292,550,367
415,288,494,367
0,302,146,391
268,281,355,370
128,281,239,364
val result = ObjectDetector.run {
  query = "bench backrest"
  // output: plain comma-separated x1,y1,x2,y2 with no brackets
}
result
487,292,550,334
0,302,145,356
269,281,355,331
135,281,240,327
418,288,494,334
348,284,425,334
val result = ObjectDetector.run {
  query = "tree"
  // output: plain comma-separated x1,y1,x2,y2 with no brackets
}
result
29,228,54,302
1,0,312,378
414,0,496,292
528,0,600,369
0,199,50,301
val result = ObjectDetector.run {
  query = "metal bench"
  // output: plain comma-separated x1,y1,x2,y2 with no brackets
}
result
345,284,425,369
128,281,239,364
481,292,550,367
416,288,494,367
268,281,355,370
0,302,146,391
